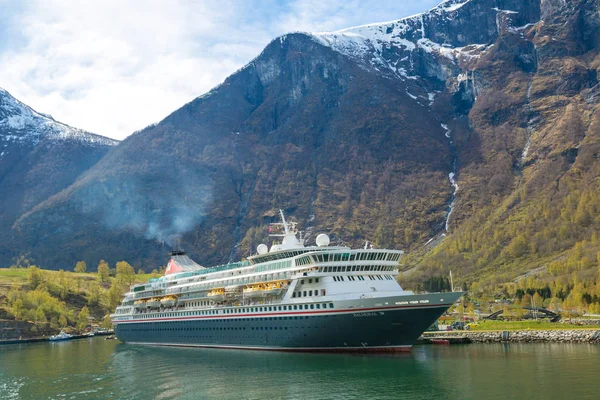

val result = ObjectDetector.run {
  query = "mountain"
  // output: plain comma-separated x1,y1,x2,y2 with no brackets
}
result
0,88,118,264
7,0,600,292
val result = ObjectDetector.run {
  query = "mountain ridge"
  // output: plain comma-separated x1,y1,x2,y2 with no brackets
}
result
0,87,119,148
4,0,600,296
0,88,119,267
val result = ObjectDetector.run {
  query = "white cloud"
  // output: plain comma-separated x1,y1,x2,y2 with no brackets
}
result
0,0,439,140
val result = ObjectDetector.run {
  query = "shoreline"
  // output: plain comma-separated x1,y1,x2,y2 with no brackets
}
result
423,329,600,344
0,330,114,345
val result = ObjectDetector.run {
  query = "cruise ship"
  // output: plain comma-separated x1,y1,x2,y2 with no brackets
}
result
111,211,463,352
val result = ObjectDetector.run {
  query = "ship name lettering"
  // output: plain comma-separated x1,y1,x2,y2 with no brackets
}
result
353,312,379,317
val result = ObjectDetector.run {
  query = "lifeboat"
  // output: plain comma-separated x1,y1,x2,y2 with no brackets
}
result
262,281,288,296
243,283,265,298
160,295,177,307
134,299,148,309
147,297,161,308
207,288,225,301
225,285,242,298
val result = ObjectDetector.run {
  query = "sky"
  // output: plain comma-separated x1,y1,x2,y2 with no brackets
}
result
0,0,441,140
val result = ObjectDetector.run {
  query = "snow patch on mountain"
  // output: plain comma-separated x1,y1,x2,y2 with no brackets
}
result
308,0,486,78
0,87,118,147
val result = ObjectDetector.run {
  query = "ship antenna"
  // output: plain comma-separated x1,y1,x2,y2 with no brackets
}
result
279,209,290,235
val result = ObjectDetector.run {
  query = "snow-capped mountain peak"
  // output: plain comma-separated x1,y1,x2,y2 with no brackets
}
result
0,87,118,147
307,0,537,79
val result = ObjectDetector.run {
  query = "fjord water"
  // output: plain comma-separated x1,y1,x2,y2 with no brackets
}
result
1,339,599,400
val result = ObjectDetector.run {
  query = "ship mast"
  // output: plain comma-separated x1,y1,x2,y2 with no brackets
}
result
268,209,304,251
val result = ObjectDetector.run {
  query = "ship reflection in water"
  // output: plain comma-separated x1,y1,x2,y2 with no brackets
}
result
109,342,443,399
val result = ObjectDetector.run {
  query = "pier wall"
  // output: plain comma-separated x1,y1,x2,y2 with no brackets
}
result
424,329,600,343
0,320,54,340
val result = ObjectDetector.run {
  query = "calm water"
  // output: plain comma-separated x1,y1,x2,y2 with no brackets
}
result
1,338,599,399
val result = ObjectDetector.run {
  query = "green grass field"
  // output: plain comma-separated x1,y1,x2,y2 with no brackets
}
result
0,268,28,285
467,320,593,331
0,267,155,288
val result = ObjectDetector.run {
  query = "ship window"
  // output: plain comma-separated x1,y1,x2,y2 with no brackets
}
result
316,304,320,309
292,292,296,298
321,289,326,296
308,279,312,284
309,290,313,296
293,305,298,310
303,291,307,297
300,280,304,284
329,303,334,309
315,278,319,283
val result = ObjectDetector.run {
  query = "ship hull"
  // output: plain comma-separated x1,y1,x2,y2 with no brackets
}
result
114,294,459,352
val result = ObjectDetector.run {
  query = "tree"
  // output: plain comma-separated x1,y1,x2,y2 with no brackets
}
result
107,280,126,311
10,254,34,269
532,292,544,309
35,307,47,323
87,282,101,306
57,270,71,299
74,261,87,273
116,261,135,285
26,266,45,289
12,299,24,320
77,306,90,330
101,314,112,330
59,314,68,328
97,260,110,283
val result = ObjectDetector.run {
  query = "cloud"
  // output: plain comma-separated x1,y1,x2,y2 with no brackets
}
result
0,0,439,140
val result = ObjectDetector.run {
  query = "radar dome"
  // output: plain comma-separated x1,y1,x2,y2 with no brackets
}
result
257,244,268,255
316,233,330,247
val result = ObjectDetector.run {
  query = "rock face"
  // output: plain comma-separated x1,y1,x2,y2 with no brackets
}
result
5,0,600,279
0,88,118,264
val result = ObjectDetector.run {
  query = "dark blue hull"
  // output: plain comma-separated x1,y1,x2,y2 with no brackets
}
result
114,305,450,351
